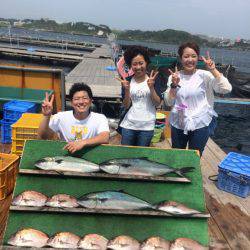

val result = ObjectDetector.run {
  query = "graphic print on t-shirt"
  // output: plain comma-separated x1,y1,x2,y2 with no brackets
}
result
71,125,88,140
131,89,148,108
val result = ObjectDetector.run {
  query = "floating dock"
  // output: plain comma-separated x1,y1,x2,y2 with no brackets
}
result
65,44,121,99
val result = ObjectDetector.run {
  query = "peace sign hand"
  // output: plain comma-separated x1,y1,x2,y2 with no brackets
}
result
169,66,180,87
115,77,130,91
201,51,216,71
42,92,54,116
147,70,159,89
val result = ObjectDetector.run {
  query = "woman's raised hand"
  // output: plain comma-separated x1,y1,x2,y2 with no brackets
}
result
201,51,216,71
169,66,180,86
116,76,130,90
147,70,159,89
42,92,54,116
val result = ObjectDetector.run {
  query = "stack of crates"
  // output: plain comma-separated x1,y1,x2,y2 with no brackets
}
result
0,100,38,144
11,113,44,155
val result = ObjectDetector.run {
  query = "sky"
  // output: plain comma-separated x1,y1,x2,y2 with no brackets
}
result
1,0,249,39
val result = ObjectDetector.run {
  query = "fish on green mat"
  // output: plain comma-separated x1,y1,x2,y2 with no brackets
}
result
35,156,100,173
170,237,208,250
7,228,49,248
12,190,48,207
45,194,79,208
78,233,108,249
107,235,140,250
47,232,81,248
141,236,171,250
155,201,206,217
77,190,154,210
99,157,194,177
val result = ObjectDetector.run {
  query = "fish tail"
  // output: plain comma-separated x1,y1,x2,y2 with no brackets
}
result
174,167,195,177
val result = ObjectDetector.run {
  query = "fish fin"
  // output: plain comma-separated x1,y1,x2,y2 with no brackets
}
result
55,159,63,164
137,157,149,160
118,189,125,193
53,170,65,176
120,163,131,168
99,161,110,166
174,167,195,177
99,198,109,203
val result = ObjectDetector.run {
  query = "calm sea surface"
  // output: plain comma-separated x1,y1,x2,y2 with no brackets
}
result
1,27,249,156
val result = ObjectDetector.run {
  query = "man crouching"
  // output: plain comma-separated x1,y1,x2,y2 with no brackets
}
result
38,82,110,153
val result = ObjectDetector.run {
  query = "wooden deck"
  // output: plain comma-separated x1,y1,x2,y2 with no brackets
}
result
154,138,250,250
1,138,249,249
65,45,121,98
0,47,83,61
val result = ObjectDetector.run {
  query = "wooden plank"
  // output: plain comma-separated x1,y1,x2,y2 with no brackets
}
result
65,45,121,98
207,209,232,250
18,169,192,183
202,143,250,214
0,47,83,61
201,150,250,249
10,206,210,218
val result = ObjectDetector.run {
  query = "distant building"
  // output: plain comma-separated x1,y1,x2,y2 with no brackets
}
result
97,30,104,36
13,20,25,27
0,21,10,26
88,26,96,31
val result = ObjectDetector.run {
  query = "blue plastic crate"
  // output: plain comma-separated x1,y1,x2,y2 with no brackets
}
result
3,100,37,122
217,152,250,198
0,119,14,143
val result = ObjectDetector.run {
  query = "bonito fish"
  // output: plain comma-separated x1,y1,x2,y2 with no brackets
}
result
170,238,208,250
7,228,49,248
77,191,154,210
35,156,100,173
107,235,140,250
12,190,48,207
78,233,108,249
46,194,79,208
156,201,204,216
47,232,81,248
141,236,171,250
100,158,194,177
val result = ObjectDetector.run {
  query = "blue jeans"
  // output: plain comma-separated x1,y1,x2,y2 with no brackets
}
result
171,125,210,156
121,128,154,147
208,116,217,136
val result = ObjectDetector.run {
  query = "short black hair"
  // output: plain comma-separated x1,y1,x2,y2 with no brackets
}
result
69,83,93,100
124,46,150,67
178,42,200,58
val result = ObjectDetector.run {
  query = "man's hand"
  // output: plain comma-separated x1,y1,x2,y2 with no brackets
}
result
42,92,54,116
63,140,86,153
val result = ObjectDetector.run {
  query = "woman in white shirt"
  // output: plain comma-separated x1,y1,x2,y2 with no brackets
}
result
164,42,232,156
117,46,162,146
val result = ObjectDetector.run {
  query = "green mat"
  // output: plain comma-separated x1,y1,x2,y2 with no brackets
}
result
3,140,208,245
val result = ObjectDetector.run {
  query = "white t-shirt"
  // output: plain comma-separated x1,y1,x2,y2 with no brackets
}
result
164,69,232,134
49,111,109,142
120,76,156,131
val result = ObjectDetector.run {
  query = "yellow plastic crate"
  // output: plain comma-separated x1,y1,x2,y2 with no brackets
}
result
10,150,22,156
0,153,20,200
11,113,43,140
